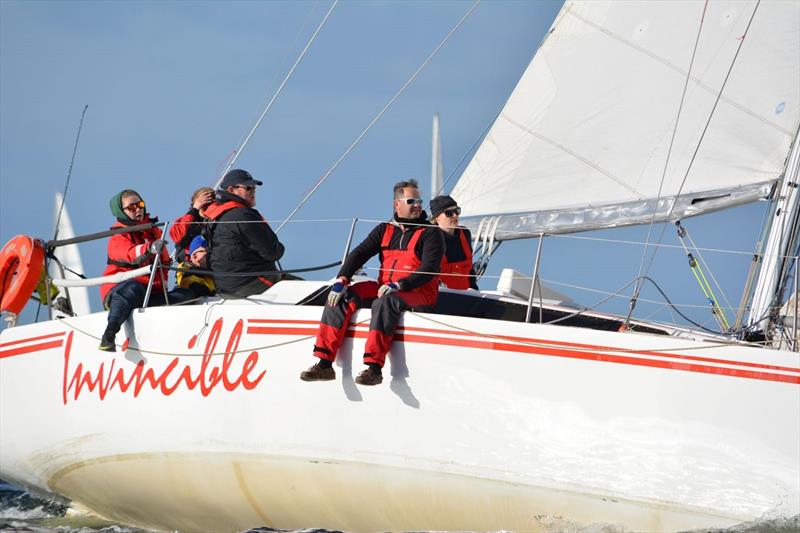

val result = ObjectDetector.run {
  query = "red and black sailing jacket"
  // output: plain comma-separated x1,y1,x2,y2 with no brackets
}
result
339,217,444,307
439,228,474,290
100,216,170,302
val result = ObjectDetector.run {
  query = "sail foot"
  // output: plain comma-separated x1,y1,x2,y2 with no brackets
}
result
461,181,774,241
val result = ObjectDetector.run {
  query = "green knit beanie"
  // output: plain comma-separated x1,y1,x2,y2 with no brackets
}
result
110,189,143,222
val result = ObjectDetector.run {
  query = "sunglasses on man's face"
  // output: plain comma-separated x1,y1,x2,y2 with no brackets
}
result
401,198,423,206
235,185,256,192
443,207,461,217
123,200,145,212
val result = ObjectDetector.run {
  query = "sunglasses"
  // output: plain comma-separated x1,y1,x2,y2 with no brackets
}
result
235,185,256,192
443,207,461,217
123,200,145,212
402,198,423,206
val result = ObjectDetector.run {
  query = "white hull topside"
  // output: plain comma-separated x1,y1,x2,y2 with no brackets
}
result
0,281,798,532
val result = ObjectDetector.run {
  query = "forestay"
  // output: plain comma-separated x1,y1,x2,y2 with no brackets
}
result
452,0,800,240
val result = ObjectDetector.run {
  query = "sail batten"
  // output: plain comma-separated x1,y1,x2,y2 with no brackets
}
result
452,1,800,239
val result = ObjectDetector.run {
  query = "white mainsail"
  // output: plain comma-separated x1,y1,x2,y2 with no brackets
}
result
452,0,800,240
49,192,92,316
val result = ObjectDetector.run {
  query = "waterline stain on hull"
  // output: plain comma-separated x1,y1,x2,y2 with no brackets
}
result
48,452,746,533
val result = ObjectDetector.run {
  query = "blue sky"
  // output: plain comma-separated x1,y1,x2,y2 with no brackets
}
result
0,0,772,331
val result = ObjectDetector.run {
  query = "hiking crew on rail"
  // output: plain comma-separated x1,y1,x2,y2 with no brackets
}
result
430,194,478,290
300,178,445,386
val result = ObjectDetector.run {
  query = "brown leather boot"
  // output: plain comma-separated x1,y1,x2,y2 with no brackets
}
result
300,361,335,381
355,365,382,386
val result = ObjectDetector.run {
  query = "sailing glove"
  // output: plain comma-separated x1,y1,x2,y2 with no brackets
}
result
378,282,401,298
327,277,349,307
148,239,167,255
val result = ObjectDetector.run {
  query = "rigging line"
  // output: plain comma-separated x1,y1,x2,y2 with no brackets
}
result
219,0,322,180
567,3,789,136
552,233,774,258
639,0,762,280
53,105,89,242
551,275,724,335
539,276,743,311
626,0,709,325
37,105,89,324
684,226,734,316
214,0,339,188
274,0,482,234
58,316,372,357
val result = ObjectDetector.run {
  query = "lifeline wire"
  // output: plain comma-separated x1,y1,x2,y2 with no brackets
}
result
275,0,482,233
215,0,339,187
631,1,762,322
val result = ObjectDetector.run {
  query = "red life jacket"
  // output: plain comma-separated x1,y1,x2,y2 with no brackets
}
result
440,229,473,290
377,224,438,306
204,200,242,221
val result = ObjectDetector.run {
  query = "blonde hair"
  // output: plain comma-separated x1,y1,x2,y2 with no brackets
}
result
190,186,214,207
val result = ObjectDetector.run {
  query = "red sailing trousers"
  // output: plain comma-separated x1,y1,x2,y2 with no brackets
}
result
313,281,435,367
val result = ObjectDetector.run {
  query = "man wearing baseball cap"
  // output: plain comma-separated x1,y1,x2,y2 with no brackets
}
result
204,169,285,298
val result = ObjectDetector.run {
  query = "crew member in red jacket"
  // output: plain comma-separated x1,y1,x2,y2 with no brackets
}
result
429,195,478,290
169,186,214,262
300,179,444,386
98,189,192,352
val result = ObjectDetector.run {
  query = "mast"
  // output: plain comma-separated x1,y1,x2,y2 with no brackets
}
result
746,127,800,336
431,113,444,201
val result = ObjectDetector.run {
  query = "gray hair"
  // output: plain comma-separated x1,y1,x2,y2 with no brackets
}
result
393,178,419,200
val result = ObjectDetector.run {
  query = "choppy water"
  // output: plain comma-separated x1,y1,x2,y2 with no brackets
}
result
1,480,797,533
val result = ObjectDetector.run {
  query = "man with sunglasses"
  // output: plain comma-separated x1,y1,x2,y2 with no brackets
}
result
99,189,193,351
301,178,444,386
430,195,478,290
204,168,285,298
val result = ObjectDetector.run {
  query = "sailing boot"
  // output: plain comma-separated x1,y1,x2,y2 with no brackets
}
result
98,329,117,352
355,363,383,386
300,359,335,381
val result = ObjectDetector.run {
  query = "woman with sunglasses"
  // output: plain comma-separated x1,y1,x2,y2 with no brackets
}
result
99,189,193,351
430,195,478,290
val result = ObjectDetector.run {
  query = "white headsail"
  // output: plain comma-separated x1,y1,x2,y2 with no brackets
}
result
49,192,92,316
452,0,800,240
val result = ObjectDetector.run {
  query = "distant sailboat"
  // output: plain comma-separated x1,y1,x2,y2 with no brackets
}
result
48,192,91,317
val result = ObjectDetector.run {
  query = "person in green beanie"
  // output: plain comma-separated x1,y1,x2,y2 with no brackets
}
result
98,189,193,352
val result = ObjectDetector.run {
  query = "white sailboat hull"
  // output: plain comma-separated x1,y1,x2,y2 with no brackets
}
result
1,293,798,532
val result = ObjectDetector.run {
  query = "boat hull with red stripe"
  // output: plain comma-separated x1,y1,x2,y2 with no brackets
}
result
0,286,798,532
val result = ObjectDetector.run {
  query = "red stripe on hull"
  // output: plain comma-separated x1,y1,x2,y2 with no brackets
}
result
247,318,800,375
245,324,799,384
0,331,65,349
0,340,64,359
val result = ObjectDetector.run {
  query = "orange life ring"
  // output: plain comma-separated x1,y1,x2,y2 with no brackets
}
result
0,235,45,315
